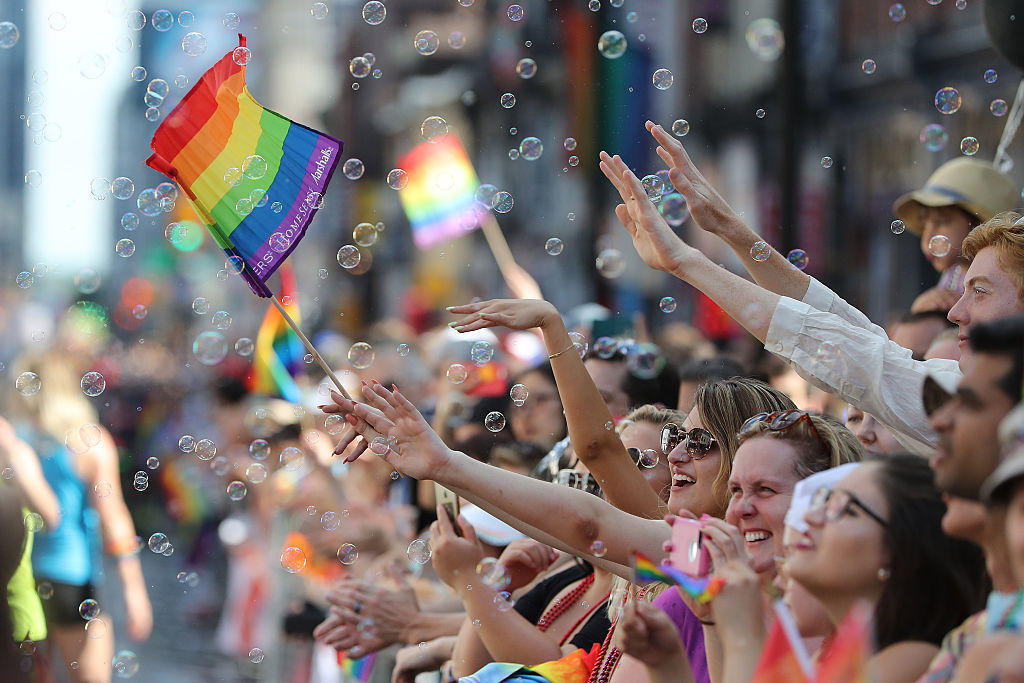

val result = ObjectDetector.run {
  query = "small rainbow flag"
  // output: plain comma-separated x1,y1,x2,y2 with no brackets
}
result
337,650,377,682
632,550,724,604
752,601,813,682
146,35,342,297
247,264,304,403
396,134,486,250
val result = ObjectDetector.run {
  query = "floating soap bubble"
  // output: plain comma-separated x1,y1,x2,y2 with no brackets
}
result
24,170,41,187
193,331,228,365
93,479,113,498
249,648,264,664
508,148,520,161
178,435,196,452
563,138,578,152
81,372,106,397
125,9,146,29
147,457,160,469
16,272,34,289
447,363,468,384
232,46,251,66
448,31,466,48
387,168,408,189
545,237,564,255
337,245,361,269
115,239,135,257
984,68,998,84
24,512,43,532
920,124,948,152
279,446,304,471
598,30,627,59
500,93,516,108
510,383,529,406
90,177,112,200
660,193,689,227
638,449,660,468
148,533,169,553
589,540,607,557
137,187,162,216
144,107,161,122
421,116,448,143
589,0,601,9
508,4,524,20
348,342,375,369
991,99,1008,117
195,439,216,461
516,58,537,78
369,437,390,455
349,56,371,78
211,311,232,331
820,156,833,169
671,119,691,137
659,297,677,313
178,10,194,27
152,8,173,31
343,158,364,179
249,439,270,460
641,174,665,200
311,2,329,19
493,191,514,213
475,184,498,207
79,598,101,620
362,1,386,24
192,297,210,315
133,472,148,491
0,21,20,48
960,136,979,156
112,177,134,200
226,481,246,501
337,543,358,565
223,12,240,29
787,249,809,270
745,18,784,61
652,68,674,90
889,3,906,21
692,17,708,33
414,30,439,55
929,235,951,257
234,337,254,356
280,547,306,573
245,463,267,484
750,240,771,262
112,650,140,678
408,539,431,564
596,248,626,278
934,87,961,115
494,592,515,611
475,557,511,589
242,155,268,180
519,137,543,160
470,341,494,365
182,32,207,57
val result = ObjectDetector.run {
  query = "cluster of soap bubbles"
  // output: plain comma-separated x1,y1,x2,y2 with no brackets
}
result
133,470,149,492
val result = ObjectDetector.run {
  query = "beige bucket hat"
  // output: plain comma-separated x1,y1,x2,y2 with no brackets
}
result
893,157,1018,235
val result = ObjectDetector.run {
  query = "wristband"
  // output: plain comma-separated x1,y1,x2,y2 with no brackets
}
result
105,535,142,558
548,344,576,360
699,619,715,626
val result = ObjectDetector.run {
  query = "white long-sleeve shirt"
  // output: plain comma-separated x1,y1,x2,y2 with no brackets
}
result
763,278,961,456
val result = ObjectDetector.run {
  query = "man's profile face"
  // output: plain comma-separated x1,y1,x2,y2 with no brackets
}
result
948,246,1024,369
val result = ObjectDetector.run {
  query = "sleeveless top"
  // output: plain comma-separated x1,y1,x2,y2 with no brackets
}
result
23,427,99,585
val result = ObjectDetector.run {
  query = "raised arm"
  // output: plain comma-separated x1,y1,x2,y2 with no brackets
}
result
0,417,60,528
445,298,664,519
325,383,670,569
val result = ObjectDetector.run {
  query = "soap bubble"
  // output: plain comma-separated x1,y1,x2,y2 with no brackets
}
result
991,99,1008,117
652,68,674,90
311,2,329,19
671,119,690,136
349,56,371,78
448,31,466,48
148,533,169,553
889,3,906,21
152,9,173,31
638,449,660,468
111,177,134,200
475,184,499,207
144,107,161,122
750,240,771,262
934,87,962,115
369,437,390,455
545,237,564,255
249,648,264,664
337,245,361,269
787,249,809,270
93,479,112,497
596,248,626,278
79,599,101,620
659,297,677,313
24,512,43,532
280,547,307,573
500,93,516,108
193,331,228,365
494,592,515,611
362,1,385,25
343,158,364,179
320,510,341,531
960,137,979,156
222,12,240,29
178,435,196,453
660,193,689,227
516,58,537,79
447,363,468,384
598,30,627,59
232,46,251,66
984,68,998,84
245,463,267,484
348,342,375,370
745,18,784,61
641,174,665,200
178,11,194,27
212,310,232,330
589,540,607,557
133,472,148,491
414,30,439,55
249,439,270,460
115,238,136,257
470,341,494,365
181,32,208,57
692,17,708,33
279,446,304,471
519,137,543,160
861,59,876,74
928,235,951,257
242,155,267,180
589,0,601,9
508,4,524,20
192,297,210,314
16,272,34,289
337,543,359,565
920,124,948,152
0,21,20,49
421,116,448,143
195,439,216,461
510,383,529,406
147,457,160,469
91,177,112,200
475,557,511,589
81,372,106,397
387,168,408,189
226,481,246,501
408,539,432,563
756,108,766,119
492,191,514,213
820,156,833,169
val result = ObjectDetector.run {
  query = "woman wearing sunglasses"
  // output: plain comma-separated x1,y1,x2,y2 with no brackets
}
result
785,455,986,681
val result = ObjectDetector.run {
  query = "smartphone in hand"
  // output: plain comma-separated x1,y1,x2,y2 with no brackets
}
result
665,517,711,577
434,483,462,537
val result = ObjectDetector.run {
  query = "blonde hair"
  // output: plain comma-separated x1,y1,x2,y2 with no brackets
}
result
694,378,796,512
621,404,687,431
8,349,98,442
736,412,863,478
962,210,1024,300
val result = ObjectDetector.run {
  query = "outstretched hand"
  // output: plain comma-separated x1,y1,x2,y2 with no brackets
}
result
446,298,559,334
614,600,689,674
598,150,696,275
644,121,743,239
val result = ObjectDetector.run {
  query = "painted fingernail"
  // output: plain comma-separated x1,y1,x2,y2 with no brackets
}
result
700,514,711,521
392,384,398,391
346,415,358,425
360,380,367,386
448,321,458,328
372,379,380,385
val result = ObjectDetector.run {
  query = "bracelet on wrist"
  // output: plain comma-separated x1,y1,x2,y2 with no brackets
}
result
548,343,576,360
699,619,715,626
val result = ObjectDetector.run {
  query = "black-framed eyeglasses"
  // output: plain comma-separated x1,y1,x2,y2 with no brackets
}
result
739,410,827,450
626,447,661,469
809,487,888,527
661,423,717,458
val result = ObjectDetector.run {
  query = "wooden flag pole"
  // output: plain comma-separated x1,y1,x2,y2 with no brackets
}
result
270,296,351,400
479,213,543,300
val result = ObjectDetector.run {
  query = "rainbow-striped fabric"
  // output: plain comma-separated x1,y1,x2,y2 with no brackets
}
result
632,550,724,603
146,35,342,297
246,264,304,403
397,134,485,250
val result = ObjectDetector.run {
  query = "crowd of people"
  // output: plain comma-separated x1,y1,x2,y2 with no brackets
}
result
4,118,1024,683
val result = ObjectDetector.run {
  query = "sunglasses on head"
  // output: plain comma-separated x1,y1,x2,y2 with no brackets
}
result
661,422,717,458
739,410,826,450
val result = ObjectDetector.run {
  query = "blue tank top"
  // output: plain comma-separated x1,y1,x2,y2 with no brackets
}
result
23,428,99,585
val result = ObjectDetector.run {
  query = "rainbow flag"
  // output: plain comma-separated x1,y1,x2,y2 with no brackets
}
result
337,651,377,682
752,601,813,682
816,602,872,683
396,134,485,250
463,643,601,683
632,550,724,603
247,264,304,403
146,34,342,297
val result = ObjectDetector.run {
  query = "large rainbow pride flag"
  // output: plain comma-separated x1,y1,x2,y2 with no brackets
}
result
146,35,341,297
397,134,485,250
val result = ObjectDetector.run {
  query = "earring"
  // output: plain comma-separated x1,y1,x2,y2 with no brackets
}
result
877,568,891,581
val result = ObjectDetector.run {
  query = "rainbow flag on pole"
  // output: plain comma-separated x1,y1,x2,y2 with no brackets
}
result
247,264,304,403
146,34,342,297
396,134,486,250
632,550,724,603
